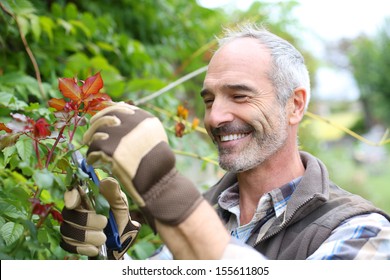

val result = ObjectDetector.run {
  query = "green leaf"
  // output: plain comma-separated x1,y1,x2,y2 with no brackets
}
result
133,240,156,260
0,92,13,105
94,193,109,217
29,14,41,41
0,72,37,86
70,20,91,38
2,146,17,165
17,16,30,37
0,216,5,228
0,222,24,246
11,171,27,184
0,92,28,110
6,0,36,15
18,161,34,177
16,137,33,163
33,169,54,189
65,3,78,20
0,201,27,220
96,41,116,52
39,16,54,43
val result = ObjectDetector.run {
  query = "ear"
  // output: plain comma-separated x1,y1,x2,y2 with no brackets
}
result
289,87,307,125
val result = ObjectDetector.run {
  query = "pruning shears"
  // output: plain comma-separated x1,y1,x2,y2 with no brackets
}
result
69,144,122,259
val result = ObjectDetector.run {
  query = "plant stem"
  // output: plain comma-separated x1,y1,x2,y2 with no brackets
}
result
45,125,66,168
172,149,218,166
69,110,84,143
0,2,46,100
134,66,208,105
305,111,390,146
33,138,42,169
145,103,208,135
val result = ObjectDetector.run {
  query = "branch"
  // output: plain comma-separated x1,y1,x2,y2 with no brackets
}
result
0,2,46,100
172,149,218,166
304,111,390,146
134,66,208,106
145,103,208,135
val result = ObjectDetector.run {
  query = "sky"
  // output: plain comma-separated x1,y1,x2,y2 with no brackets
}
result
198,0,390,40
198,0,390,101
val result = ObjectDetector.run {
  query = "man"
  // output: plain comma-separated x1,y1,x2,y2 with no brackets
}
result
60,24,390,260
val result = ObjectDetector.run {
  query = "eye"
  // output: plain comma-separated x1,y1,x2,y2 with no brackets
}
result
233,95,248,102
203,98,214,108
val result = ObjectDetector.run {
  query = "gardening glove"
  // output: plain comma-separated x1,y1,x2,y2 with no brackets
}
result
83,103,204,230
99,177,140,260
60,177,140,259
60,185,107,257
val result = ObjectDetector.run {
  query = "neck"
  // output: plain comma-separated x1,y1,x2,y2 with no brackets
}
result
236,142,304,225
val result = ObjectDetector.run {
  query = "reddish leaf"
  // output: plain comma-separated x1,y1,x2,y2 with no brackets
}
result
30,198,53,217
0,123,12,133
84,93,112,115
82,72,104,97
48,98,66,111
63,101,78,112
33,118,51,138
50,209,63,223
58,77,81,101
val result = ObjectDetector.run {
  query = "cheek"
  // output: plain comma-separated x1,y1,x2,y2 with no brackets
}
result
243,103,269,125
245,103,285,134
203,114,214,140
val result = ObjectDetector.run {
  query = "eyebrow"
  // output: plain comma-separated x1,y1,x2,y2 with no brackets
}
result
200,88,211,98
224,84,257,94
200,84,257,97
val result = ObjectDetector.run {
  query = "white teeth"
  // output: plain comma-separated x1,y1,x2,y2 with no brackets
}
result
220,133,247,142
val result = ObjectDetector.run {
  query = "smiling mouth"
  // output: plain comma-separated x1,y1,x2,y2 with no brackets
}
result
220,133,249,142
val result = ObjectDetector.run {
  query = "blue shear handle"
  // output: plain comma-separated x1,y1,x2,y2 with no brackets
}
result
81,159,100,186
81,159,122,251
105,210,122,250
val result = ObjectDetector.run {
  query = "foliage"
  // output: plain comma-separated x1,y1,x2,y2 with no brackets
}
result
0,71,113,259
0,0,226,260
3,0,379,261
348,18,390,126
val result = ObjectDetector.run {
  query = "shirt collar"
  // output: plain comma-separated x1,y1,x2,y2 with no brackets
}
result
218,177,302,220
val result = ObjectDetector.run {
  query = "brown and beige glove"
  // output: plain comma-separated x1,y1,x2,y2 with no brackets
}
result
99,177,140,260
60,185,107,258
83,103,203,230
60,177,140,259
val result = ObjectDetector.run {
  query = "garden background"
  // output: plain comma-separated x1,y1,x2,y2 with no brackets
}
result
0,0,389,260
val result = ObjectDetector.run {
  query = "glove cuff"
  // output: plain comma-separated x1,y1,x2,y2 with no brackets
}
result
141,169,204,228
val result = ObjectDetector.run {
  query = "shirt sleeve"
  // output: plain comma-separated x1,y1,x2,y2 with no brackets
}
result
148,237,267,260
307,213,390,260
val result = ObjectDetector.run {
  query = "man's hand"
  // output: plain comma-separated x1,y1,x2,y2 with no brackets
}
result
82,103,204,229
60,177,140,260
60,185,107,257
99,177,140,260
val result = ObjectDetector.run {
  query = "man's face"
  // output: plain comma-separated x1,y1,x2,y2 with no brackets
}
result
201,38,289,172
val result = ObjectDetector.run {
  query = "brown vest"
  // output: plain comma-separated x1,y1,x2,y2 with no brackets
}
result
204,151,390,259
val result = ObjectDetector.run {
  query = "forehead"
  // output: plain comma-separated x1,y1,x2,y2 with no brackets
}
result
204,37,272,89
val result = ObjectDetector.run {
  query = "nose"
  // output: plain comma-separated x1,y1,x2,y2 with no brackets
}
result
204,97,234,129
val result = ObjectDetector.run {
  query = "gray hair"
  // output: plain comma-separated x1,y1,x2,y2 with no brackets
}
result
217,23,311,111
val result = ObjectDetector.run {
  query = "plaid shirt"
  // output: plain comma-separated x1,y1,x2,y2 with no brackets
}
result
219,178,390,260
150,177,390,260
